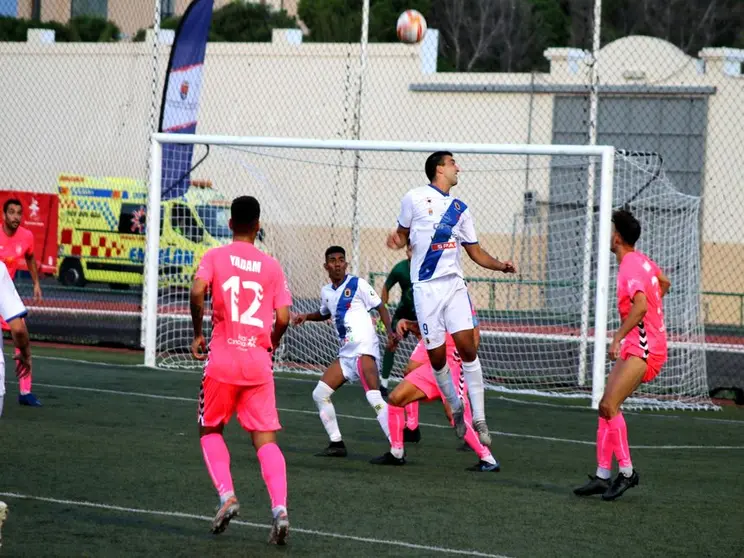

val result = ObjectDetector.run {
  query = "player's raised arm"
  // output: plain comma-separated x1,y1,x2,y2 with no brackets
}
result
387,192,413,250
291,310,330,326
463,243,516,274
457,207,515,273
658,272,671,298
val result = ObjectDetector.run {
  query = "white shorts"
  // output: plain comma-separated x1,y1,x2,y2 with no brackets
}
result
413,275,475,350
0,348,5,397
338,340,380,386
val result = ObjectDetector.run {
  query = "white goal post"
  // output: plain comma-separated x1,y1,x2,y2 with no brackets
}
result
142,133,712,410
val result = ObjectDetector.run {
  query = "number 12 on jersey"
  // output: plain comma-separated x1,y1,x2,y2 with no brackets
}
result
222,275,264,327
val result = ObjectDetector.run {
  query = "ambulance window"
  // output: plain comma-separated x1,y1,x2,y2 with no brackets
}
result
118,204,148,236
171,204,203,243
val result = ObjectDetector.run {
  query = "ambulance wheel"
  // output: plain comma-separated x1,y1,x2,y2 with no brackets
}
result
59,259,86,287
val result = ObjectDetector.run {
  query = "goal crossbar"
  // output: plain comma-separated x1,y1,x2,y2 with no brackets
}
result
145,133,616,410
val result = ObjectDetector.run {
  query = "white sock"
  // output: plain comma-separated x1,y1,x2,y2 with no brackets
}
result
596,467,611,480
462,358,486,423
433,363,461,410
380,377,389,389
272,505,287,518
483,453,497,465
312,381,342,442
619,465,634,477
391,446,404,459
365,389,390,439
220,491,235,505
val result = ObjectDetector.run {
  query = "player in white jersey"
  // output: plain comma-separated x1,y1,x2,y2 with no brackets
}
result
292,246,397,457
0,260,33,548
387,151,516,446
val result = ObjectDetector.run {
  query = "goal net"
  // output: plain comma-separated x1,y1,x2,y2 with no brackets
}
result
144,135,713,410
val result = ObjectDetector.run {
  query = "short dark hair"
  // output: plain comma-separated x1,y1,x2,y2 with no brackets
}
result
3,198,22,214
425,151,453,181
612,209,641,246
325,245,346,260
231,196,260,234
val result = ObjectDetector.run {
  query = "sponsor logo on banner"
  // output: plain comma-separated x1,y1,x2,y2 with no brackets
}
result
29,197,40,219
162,65,204,131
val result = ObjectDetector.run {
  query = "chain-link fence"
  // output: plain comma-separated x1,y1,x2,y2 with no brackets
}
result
1,0,742,401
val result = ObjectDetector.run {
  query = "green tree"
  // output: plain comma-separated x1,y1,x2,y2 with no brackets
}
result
298,0,429,43
67,15,120,42
208,1,296,42
0,15,118,42
135,2,296,43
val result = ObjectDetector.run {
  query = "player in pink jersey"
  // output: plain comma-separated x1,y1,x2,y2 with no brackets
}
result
370,318,500,471
190,196,292,544
574,209,671,501
0,198,42,407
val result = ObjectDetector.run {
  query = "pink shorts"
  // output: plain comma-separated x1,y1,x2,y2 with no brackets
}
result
198,374,281,432
405,362,466,402
620,344,666,383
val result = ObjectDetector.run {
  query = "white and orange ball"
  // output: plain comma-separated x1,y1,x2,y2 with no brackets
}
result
396,10,427,44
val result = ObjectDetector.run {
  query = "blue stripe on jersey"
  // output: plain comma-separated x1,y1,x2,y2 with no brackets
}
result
418,199,468,282
334,276,359,339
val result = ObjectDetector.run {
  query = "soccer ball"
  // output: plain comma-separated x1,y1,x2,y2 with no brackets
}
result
396,10,427,44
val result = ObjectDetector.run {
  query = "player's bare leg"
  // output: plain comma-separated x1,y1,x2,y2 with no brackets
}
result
0,500,7,550
358,354,390,440
252,431,289,545
370,380,425,465
574,356,645,500
428,342,467,439
313,360,348,457
199,424,240,534
452,328,490,445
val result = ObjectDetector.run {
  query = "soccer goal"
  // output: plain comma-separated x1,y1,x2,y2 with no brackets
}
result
143,133,713,410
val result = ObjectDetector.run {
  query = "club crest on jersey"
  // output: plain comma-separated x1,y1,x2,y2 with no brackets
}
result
344,288,352,297
454,201,462,211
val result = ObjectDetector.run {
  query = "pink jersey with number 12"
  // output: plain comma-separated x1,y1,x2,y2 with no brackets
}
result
195,242,292,386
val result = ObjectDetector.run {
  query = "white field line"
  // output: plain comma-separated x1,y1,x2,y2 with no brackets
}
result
0,492,510,558
32,382,744,450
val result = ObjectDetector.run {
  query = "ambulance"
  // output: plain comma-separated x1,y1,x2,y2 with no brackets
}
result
56,174,265,288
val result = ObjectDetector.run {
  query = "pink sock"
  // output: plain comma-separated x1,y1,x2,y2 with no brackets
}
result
596,417,613,475
457,400,491,460
388,405,405,453
257,442,287,511
405,401,419,430
200,433,234,498
15,348,31,394
608,413,633,472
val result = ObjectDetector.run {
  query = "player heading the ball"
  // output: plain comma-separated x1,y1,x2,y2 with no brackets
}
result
387,151,516,446
190,195,292,544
